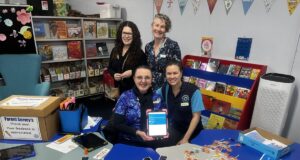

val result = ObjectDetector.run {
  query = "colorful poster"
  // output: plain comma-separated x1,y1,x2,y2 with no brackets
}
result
178,0,189,15
242,0,254,15
224,0,235,15
207,0,217,14
287,0,300,15
235,37,252,61
192,0,201,15
264,0,276,13
201,36,213,57
155,0,164,14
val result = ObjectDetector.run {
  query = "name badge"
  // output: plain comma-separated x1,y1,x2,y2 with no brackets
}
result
181,102,189,107
160,54,166,58
153,98,161,104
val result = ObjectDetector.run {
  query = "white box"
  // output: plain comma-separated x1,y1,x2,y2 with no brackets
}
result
99,4,121,19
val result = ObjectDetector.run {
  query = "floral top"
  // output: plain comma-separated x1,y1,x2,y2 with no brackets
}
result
145,37,181,90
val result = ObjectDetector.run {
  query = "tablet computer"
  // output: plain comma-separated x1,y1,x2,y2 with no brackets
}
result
72,133,108,152
147,110,168,138
0,144,36,160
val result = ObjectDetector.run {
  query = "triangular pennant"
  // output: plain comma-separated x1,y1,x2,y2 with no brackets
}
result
178,0,189,15
155,0,164,14
242,0,254,15
287,0,300,15
207,0,217,14
224,0,235,15
192,0,201,15
264,0,276,13
167,0,174,8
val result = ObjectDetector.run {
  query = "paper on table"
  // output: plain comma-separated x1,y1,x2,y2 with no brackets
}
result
46,139,78,154
1,96,49,107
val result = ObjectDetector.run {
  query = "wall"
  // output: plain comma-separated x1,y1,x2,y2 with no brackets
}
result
69,0,300,143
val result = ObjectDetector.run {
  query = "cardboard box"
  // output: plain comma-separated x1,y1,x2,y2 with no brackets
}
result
0,95,61,141
238,127,292,159
99,4,121,18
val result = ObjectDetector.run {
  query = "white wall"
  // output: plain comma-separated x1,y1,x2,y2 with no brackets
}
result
69,0,300,143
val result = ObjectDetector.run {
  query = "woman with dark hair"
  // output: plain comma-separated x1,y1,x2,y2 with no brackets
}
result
108,21,147,94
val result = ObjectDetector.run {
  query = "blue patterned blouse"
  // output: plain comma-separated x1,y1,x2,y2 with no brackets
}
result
145,37,181,90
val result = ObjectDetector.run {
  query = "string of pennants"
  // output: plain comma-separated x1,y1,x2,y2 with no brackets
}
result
155,0,300,15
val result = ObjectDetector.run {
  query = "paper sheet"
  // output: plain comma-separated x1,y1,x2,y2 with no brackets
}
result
46,139,78,154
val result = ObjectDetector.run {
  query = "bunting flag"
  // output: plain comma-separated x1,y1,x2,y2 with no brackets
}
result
287,0,300,15
264,0,276,13
167,0,174,8
224,0,235,15
155,0,164,14
242,0,254,15
192,0,201,15
207,0,217,14
178,0,189,15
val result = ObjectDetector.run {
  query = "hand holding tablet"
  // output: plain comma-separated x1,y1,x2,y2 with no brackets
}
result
146,109,169,139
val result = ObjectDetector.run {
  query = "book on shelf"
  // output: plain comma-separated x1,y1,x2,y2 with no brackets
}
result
217,64,229,75
239,67,252,78
97,22,109,38
96,42,109,56
196,78,207,89
201,115,209,129
227,64,241,76
188,76,197,85
225,85,238,96
109,24,117,38
228,107,242,120
83,21,97,39
185,58,195,68
223,118,238,129
52,45,68,60
85,43,97,58
67,41,83,59
214,82,226,94
38,44,53,61
211,99,231,115
205,81,216,91
202,95,214,110
33,22,50,38
191,60,201,69
199,63,208,71
207,113,225,129
49,20,67,39
206,58,220,72
250,68,261,80
67,21,82,38
233,87,250,99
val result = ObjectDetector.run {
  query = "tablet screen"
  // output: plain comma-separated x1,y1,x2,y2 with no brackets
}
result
147,111,168,137
72,133,108,152
0,144,36,160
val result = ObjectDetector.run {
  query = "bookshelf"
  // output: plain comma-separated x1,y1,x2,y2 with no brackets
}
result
32,16,122,98
182,55,267,130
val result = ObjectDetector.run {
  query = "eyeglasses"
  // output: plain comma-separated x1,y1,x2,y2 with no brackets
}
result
135,76,151,81
122,32,133,37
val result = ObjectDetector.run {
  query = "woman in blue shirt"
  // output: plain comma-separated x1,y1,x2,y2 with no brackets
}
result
145,13,181,90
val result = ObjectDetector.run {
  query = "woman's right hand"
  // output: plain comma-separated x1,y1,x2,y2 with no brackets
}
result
114,73,122,81
136,130,154,141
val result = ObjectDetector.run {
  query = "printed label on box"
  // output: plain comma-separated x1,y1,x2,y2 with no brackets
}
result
0,116,42,140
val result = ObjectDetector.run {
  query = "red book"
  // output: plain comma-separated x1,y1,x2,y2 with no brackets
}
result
67,41,82,59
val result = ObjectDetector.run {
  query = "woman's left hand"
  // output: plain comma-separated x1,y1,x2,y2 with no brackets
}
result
177,138,189,145
136,130,154,141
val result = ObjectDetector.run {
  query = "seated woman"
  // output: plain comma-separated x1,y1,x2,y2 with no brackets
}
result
111,65,166,147
157,60,205,145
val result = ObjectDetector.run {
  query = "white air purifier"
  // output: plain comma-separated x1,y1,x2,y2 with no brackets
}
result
250,73,295,135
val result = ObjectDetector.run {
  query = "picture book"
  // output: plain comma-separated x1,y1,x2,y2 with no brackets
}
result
97,22,109,38
96,42,109,56
49,20,67,39
185,58,195,68
33,22,48,38
52,45,68,60
188,76,197,85
201,115,209,129
239,67,252,78
38,44,53,61
199,63,208,71
67,41,83,59
196,78,207,89
223,118,238,129
234,87,250,99
84,21,96,38
85,43,97,58
217,64,229,75
207,113,225,129
211,99,231,115
250,68,261,80
109,24,117,38
227,64,241,76
235,37,252,61
191,60,201,69
205,81,216,91
225,85,238,96
228,107,242,120
201,36,213,57
202,95,214,110
49,21,58,38
214,82,226,94
206,58,220,72
67,21,82,38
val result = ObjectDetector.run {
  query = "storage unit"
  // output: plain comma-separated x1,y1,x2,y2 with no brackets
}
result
182,55,267,130
32,16,122,98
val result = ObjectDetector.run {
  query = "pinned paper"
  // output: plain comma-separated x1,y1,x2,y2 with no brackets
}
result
201,36,213,57
235,37,252,61
287,0,300,15
242,0,254,15
207,0,217,14
264,0,276,13
167,0,174,8
155,0,164,13
178,0,189,15
224,0,235,15
192,0,201,14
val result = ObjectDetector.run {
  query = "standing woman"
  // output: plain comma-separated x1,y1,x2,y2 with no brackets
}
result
145,13,181,90
158,60,204,145
108,21,147,94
